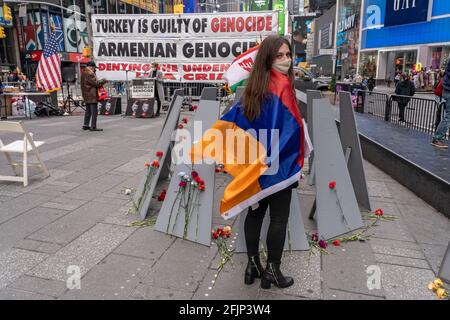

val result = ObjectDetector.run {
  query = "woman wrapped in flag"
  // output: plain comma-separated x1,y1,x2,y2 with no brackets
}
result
191,36,311,289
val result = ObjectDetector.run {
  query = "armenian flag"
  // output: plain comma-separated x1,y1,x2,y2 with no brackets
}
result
191,69,312,220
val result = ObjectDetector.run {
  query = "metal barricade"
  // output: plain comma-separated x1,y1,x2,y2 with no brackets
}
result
355,90,447,138
162,82,225,102
355,90,390,119
388,94,441,135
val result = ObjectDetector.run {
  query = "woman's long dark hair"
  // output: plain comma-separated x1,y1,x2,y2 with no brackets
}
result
242,35,294,121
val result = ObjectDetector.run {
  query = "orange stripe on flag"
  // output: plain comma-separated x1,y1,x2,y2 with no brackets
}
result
190,120,268,217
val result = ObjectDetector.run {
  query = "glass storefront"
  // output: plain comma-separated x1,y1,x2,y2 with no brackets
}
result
335,0,361,80
393,50,417,74
359,51,377,77
432,47,450,70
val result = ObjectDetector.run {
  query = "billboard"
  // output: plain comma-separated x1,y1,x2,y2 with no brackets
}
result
384,0,431,27
292,14,315,66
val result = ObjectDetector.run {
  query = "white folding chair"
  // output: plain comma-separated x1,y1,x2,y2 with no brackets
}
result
0,121,50,187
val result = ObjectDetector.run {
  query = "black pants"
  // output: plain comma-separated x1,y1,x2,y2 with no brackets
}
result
398,102,407,121
155,88,161,116
84,102,98,128
244,187,292,263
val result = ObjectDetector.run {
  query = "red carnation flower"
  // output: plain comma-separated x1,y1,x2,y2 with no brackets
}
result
158,191,166,201
179,181,187,188
374,208,384,216
178,124,184,129
192,105,198,111
156,151,164,158
191,171,199,178
329,181,336,189
212,231,219,239
332,240,341,247
182,117,188,124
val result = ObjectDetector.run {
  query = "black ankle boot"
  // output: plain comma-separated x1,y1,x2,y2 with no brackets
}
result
244,255,264,285
260,261,294,289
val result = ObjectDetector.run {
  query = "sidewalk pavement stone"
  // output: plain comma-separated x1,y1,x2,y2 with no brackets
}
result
28,223,136,281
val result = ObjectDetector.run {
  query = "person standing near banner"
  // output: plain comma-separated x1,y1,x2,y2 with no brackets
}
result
240,36,302,290
191,36,312,289
192,35,311,290
150,62,163,117
81,61,107,131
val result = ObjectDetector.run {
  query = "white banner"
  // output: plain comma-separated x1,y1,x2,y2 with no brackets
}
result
94,38,258,63
92,12,278,38
97,62,231,82
93,12,279,81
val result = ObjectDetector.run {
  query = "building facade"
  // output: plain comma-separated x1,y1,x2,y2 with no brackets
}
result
311,3,336,76
335,0,362,80
360,0,450,79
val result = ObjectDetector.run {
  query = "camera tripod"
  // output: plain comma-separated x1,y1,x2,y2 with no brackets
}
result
62,82,85,114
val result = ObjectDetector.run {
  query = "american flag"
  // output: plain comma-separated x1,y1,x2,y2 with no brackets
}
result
36,29,61,92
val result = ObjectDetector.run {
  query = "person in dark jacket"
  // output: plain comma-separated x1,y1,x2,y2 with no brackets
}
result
150,62,162,117
368,75,376,92
81,61,107,131
431,59,450,149
394,73,415,122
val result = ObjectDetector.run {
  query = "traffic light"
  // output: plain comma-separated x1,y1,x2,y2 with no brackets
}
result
3,4,12,22
0,26,6,39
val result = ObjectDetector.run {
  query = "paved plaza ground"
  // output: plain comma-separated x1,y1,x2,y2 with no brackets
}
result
0,111,449,300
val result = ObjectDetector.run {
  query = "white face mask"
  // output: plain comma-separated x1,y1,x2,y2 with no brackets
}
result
272,59,291,75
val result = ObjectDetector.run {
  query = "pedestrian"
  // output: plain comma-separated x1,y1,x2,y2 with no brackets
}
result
413,71,420,89
394,72,401,86
362,77,368,88
394,73,415,122
368,75,376,93
385,72,392,88
237,36,302,289
80,61,107,131
431,59,450,149
191,35,310,290
150,62,162,117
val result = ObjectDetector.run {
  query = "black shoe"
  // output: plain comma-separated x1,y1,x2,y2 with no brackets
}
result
260,261,294,289
89,127,103,131
82,126,90,130
244,255,264,285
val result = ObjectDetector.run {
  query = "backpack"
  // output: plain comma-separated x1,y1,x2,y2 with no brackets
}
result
434,79,443,97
